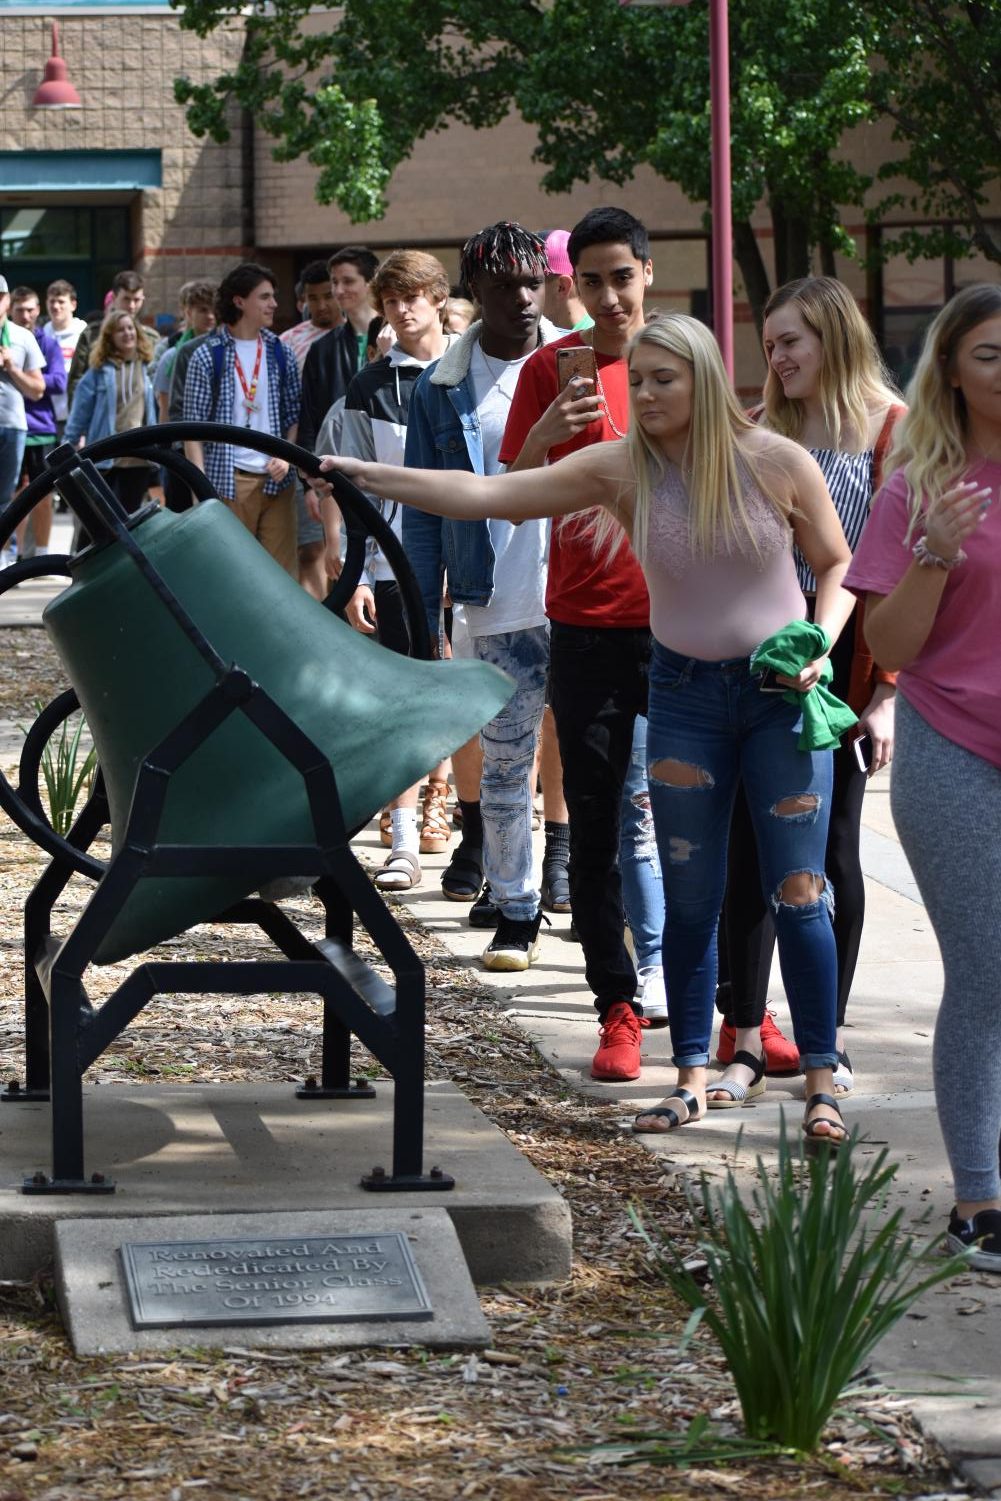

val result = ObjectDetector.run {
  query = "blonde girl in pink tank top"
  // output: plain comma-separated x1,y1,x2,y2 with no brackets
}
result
319,313,857,1151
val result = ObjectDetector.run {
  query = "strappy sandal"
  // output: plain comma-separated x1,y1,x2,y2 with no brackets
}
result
441,841,483,902
707,1050,767,1110
420,779,452,855
832,1048,855,1097
374,849,422,891
633,1087,702,1134
803,1092,847,1155
379,809,392,847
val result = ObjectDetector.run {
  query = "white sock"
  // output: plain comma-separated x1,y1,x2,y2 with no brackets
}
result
390,807,419,854
35,545,49,556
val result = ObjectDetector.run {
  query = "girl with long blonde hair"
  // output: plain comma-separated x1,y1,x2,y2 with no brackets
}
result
65,308,160,515
846,283,1001,1270
712,276,905,1106
320,311,858,1151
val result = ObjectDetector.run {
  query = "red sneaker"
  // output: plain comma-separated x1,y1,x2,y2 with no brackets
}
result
591,1002,649,1082
715,1020,737,1065
715,1008,800,1075
760,1008,800,1074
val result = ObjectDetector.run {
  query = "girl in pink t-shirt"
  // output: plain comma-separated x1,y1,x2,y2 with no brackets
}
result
846,282,1001,1274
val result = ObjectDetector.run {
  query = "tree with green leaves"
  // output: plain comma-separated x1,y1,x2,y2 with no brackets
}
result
867,0,1001,267
171,0,945,329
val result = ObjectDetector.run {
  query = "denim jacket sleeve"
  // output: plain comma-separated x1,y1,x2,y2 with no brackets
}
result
403,383,445,642
63,367,98,448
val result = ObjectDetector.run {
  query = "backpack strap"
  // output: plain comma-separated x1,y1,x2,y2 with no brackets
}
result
872,403,905,490
209,336,226,423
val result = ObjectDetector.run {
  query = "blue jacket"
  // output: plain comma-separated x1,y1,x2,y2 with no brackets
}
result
402,317,561,640
64,362,157,467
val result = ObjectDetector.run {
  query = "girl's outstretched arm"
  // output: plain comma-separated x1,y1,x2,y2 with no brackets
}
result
318,441,631,526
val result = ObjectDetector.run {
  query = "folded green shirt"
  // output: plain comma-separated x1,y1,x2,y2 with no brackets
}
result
751,620,857,751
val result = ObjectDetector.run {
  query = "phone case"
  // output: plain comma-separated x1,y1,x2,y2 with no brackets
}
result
556,346,598,392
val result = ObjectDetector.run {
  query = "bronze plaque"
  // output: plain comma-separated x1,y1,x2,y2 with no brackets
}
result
119,1231,432,1329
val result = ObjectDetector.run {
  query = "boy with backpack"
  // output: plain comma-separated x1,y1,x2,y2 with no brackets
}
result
183,263,300,573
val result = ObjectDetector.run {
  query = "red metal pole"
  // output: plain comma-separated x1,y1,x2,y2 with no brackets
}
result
709,0,733,377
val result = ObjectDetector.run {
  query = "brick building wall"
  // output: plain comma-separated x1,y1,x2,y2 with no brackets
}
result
1,10,248,318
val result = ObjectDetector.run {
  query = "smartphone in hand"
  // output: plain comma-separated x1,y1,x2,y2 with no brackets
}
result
757,668,787,693
852,733,873,774
556,345,598,393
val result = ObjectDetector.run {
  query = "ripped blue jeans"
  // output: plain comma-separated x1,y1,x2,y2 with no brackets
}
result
469,624,549,922
647,642,837,1069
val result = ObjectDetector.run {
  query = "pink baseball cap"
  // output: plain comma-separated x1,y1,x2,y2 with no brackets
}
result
544,229,573,278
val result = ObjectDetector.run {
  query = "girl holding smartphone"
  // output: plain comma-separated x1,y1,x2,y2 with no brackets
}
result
321,312,856,1149
846,284,1001,1269
711,278,904,1107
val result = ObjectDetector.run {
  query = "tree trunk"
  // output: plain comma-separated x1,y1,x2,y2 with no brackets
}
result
733,219,772,339
771,197,812,287
819,237,837,277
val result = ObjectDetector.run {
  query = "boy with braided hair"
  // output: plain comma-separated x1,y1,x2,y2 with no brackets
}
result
403,222,566,969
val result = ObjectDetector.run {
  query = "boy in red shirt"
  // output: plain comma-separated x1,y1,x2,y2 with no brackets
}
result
499,207,658,1082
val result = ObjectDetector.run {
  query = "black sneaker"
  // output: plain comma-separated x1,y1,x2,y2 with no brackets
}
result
482,909,548,972
946,1207,1001,1272
468,885,500,929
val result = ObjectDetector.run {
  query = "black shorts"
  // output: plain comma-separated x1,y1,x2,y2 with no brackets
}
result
20,443,58,489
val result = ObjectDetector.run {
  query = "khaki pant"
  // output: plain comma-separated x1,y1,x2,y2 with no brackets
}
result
228,469,297,577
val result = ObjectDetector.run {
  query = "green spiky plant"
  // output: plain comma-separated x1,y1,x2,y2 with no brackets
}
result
633,1123,968,1453
20,701,97,837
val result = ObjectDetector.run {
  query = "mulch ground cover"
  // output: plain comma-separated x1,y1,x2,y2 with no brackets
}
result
0,631,967,1500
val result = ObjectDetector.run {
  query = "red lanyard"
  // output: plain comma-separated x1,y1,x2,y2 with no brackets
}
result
233,336,263,423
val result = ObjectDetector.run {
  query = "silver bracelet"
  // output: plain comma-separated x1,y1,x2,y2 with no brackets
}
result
912,536,966,570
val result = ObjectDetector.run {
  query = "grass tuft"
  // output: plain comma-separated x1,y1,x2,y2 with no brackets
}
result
20,699,96,836
632,1121,968,1452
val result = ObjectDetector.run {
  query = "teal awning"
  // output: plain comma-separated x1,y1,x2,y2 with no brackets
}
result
0,150,162,191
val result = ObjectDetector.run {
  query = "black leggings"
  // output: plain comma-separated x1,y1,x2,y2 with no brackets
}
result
718,612,867,1031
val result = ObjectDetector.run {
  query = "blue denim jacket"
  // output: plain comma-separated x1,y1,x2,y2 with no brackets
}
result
64,363,157,467
402,317,561,640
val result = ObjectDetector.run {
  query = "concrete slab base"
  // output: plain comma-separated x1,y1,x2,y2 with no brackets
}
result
55,1207,490,1356
0,1081,572,1286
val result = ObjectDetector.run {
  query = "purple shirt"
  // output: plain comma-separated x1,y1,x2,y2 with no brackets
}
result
23,323,67,439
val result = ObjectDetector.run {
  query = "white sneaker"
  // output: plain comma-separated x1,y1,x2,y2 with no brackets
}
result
636,964,668,1028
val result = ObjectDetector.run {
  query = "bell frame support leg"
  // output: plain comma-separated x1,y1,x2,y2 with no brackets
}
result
295,877,376,1101
3,788,109,1107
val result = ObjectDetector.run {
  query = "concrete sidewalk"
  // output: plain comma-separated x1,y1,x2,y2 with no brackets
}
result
0,513,75,630
374,779,1001,1496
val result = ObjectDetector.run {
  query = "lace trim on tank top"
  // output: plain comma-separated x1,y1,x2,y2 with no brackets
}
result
647,457,792,580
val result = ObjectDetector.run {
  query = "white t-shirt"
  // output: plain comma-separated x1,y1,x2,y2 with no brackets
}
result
454,343,548,638
43,316,86,422
0,320,46,431
230,336,270,474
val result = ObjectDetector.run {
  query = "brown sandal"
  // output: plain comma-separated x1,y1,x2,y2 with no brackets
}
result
420,779,452,854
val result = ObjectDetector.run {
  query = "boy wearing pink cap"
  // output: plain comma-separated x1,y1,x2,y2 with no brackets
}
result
542,230,593,333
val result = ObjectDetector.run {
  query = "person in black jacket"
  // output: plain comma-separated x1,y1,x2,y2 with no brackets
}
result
298,247,380,454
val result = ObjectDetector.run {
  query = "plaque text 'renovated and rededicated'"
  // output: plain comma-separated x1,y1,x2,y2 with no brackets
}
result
119,1232,433,1329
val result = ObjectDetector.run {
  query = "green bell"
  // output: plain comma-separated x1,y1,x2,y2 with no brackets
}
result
43,500,513,964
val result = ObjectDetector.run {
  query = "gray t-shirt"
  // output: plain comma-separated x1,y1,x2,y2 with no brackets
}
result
0,320,46,430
